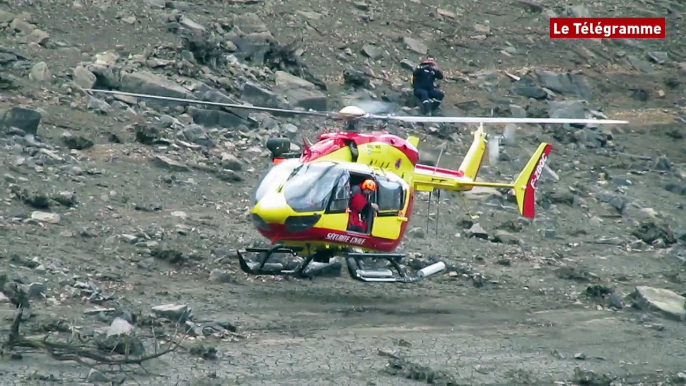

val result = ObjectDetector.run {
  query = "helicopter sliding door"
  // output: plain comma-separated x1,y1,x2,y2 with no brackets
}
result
319,172,352,231
370,176,406,240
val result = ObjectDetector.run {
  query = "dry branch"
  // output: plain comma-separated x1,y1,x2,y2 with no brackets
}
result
2,307,190,372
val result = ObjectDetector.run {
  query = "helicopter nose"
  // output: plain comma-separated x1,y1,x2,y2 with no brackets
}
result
251,196,321,233
250,195,288,229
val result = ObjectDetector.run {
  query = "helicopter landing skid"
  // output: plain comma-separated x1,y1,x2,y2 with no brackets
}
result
236,246,341,279
236,246,446,283
345,252,446,283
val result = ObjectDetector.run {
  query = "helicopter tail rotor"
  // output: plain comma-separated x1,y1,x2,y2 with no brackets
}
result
487,136,500,166
486,123,517,166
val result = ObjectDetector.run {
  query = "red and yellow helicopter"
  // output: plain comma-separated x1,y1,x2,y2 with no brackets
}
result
86,89,628,283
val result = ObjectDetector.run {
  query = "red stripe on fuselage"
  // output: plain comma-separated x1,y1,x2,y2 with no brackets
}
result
257,220,410,252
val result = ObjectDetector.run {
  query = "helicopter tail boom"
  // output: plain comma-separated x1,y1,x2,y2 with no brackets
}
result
412,142,552,218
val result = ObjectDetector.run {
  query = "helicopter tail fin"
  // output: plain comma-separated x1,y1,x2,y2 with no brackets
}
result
457,124,487,181
511,143,552,219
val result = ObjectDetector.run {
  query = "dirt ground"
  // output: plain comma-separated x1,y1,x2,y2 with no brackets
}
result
1,0,686,384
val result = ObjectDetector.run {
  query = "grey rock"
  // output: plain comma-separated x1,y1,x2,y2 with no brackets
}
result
61,131,94,150
0,107,42,135
143,0,166,8
178,15,205,33
201,89,250,119
152,303,192,322
181,124,214,147
627,55,653,73
631,221,676,245
564,5,589,17
467,223,489,239
283,123,298,135
510,104,527,118
654,156,671,170
0,9,15,24
0,52,17,65
120,71,194,103
493,230,521,245
634,286,685,321
275,71,315,90
400,59,416,71
25,29,50,45
88,64,121,89
512,86,547,99
232,12,269,34
220,153,243,171
87,97,111,114
547,100,586,119
25,282,47,298
647,51,669,64
29,61,51,82
361,44,383,59
403,37,428,55
664,183,686,196
86,369,110,383
282,88,327,111
55,191,77,207
535,70,593,100
242,81,280,109
106,317,134,337
187,106,246,129
209,269,237,283
597,191,628,213
73,65,96,89
153,155,189,171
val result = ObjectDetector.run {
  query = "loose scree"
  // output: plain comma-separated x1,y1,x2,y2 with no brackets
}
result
84,89,629,284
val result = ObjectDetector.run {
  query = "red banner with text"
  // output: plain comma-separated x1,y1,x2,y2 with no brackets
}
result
550,18,666,39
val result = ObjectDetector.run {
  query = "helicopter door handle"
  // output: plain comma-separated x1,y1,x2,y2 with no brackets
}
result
397,216,408,222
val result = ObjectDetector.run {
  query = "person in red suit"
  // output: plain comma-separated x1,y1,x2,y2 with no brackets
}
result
348,179,379,233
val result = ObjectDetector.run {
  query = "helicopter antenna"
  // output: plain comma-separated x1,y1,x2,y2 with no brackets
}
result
426,191,432,234
426,148,445,235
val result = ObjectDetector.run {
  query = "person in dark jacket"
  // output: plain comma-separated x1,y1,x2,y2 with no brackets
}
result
412,58,444,115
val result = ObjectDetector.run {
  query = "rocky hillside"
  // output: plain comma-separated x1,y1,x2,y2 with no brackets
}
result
1,0,686,384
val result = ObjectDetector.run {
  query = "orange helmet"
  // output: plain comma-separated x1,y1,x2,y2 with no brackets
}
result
361,179,377,191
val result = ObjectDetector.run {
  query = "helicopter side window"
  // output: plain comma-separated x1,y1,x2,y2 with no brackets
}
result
252,158,300,205
376,177,404,212
327,172,351,213
283,162,346,213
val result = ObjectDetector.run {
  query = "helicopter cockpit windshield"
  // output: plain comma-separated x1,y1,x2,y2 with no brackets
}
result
252,158,300,206
283,162,347,213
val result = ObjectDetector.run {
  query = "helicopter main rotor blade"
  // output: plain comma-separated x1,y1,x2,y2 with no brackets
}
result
83,89,334,118
365,115,629,125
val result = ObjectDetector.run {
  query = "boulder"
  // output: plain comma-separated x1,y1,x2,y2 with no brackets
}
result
282,88,327,111
120,71,194,105
0,107,42,135
634,286,685,321
241,82,280,108
187,107,246,129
